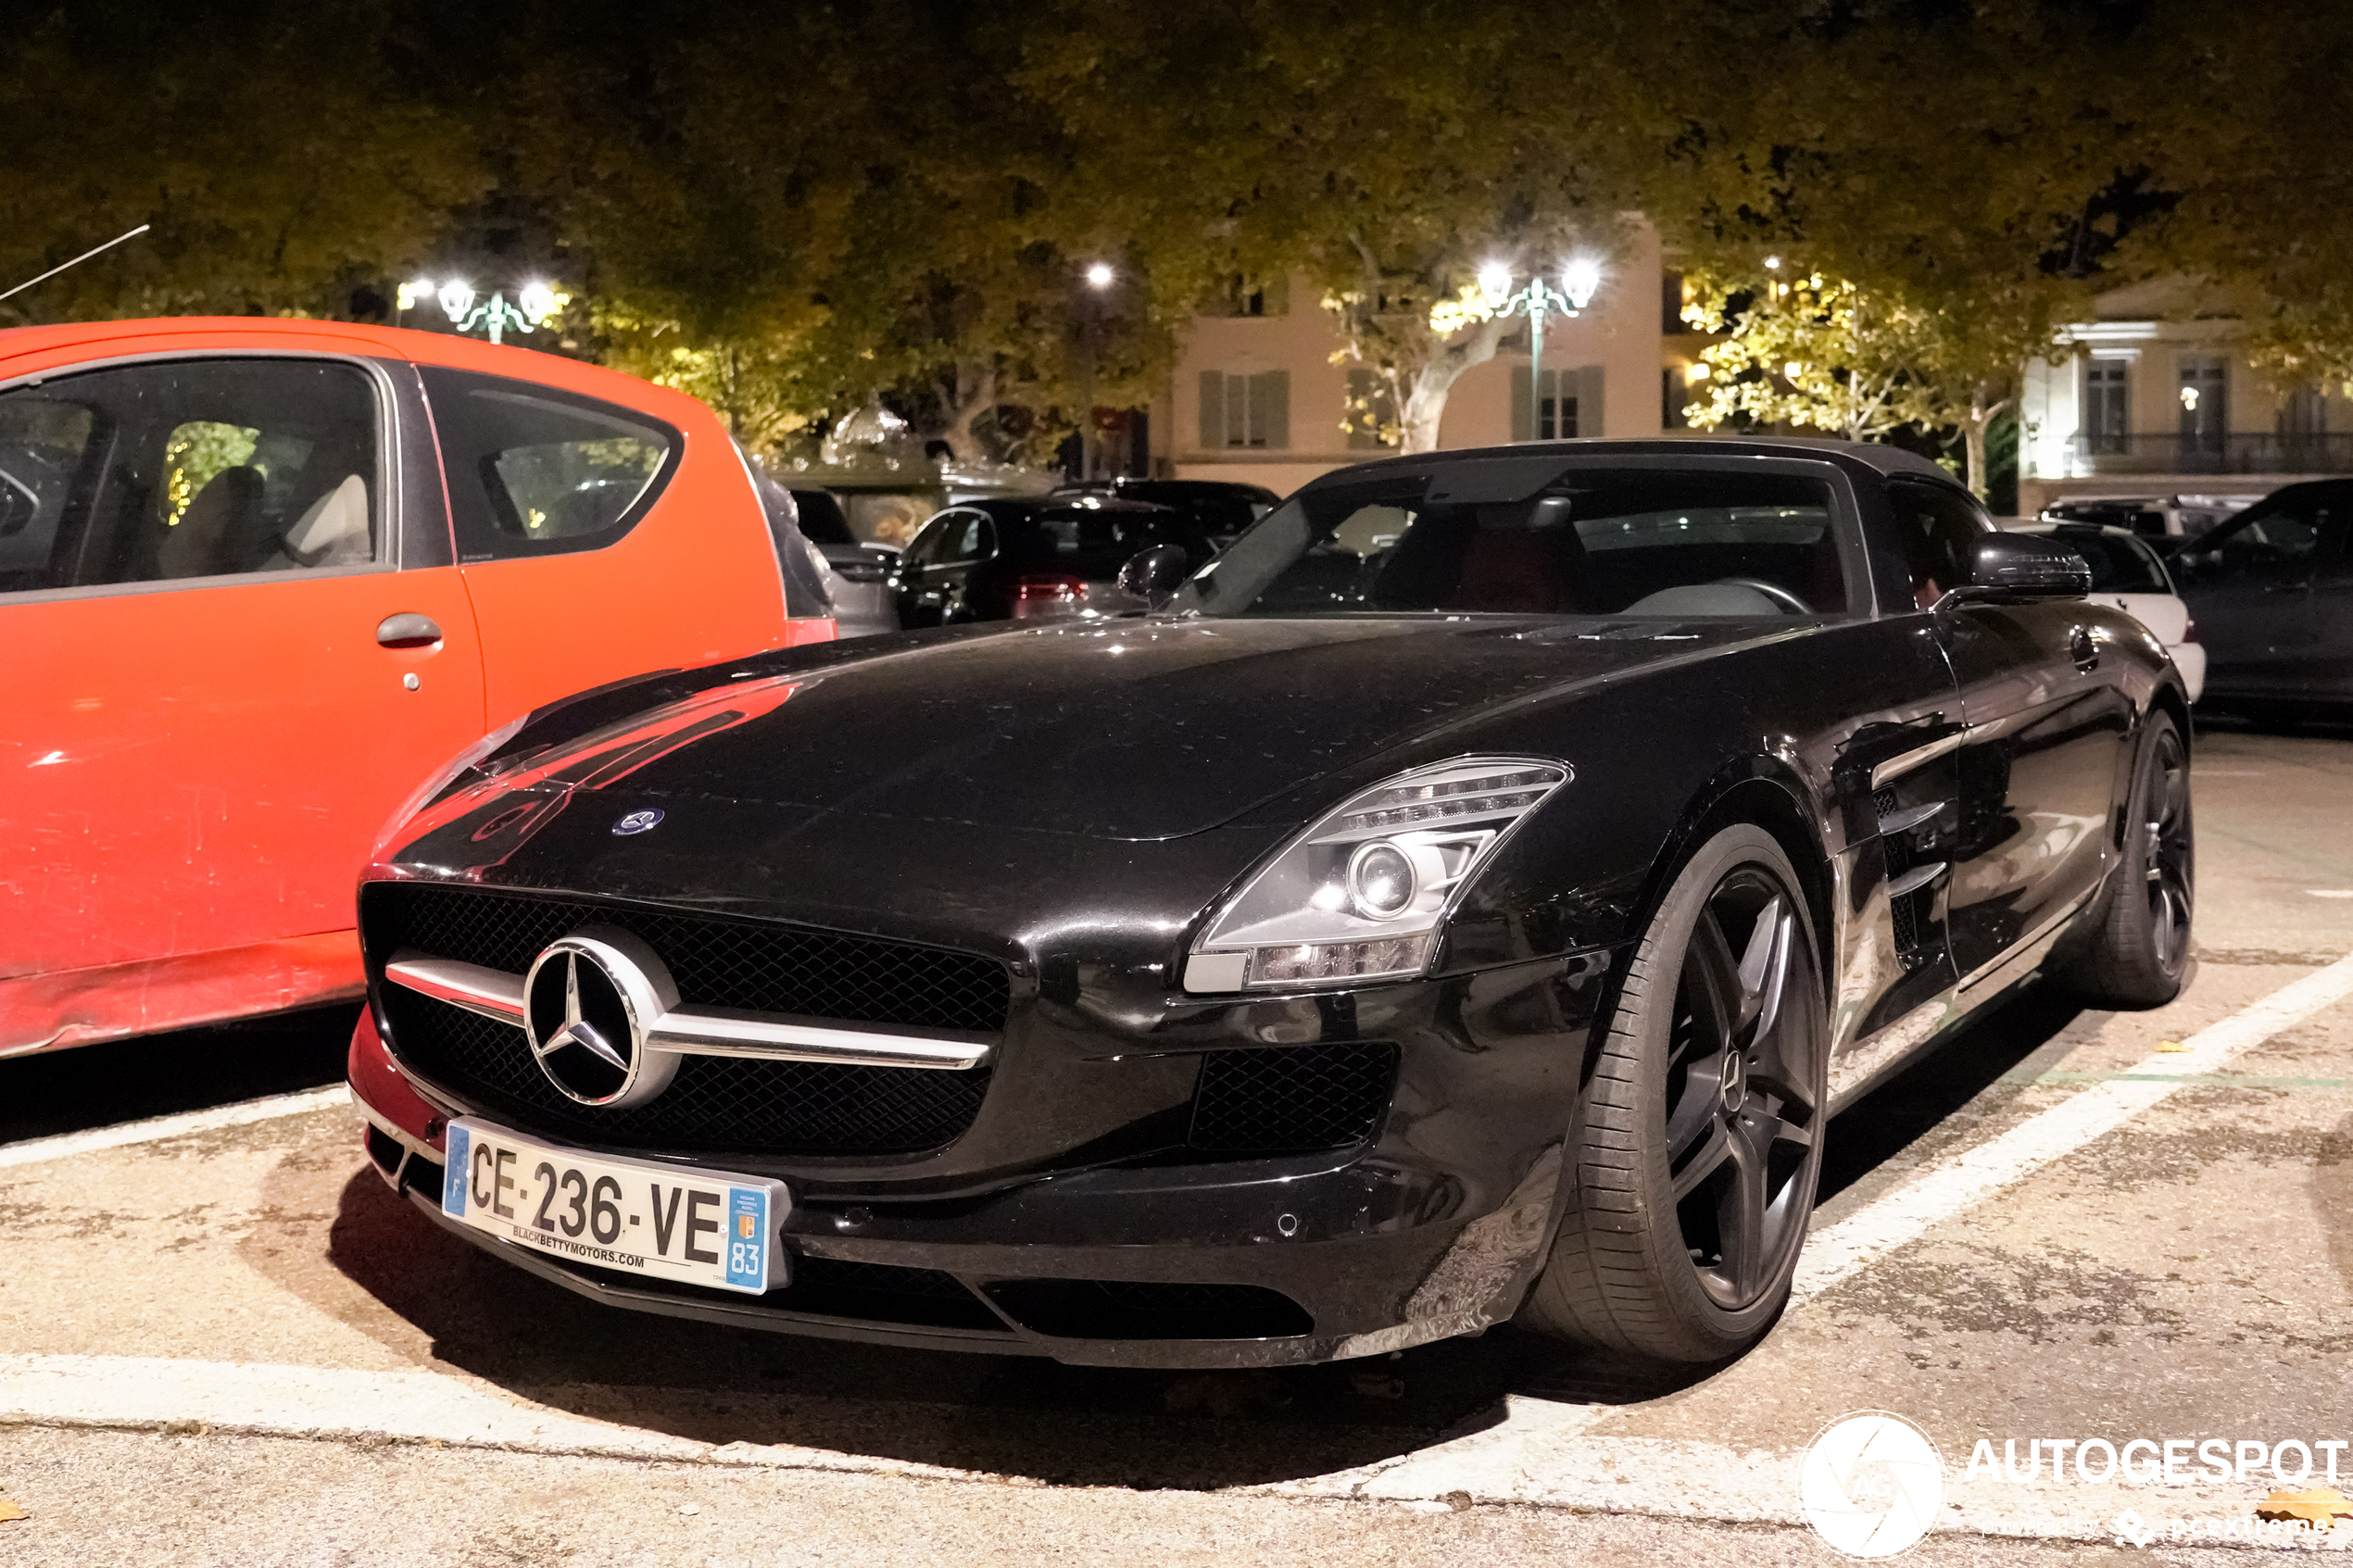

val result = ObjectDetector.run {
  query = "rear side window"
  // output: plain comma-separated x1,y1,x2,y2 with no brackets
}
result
0,358,380,594
2044,528,2171,594
419,367,679,561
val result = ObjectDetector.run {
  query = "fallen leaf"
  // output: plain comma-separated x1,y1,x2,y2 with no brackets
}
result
2258,1487,2353,1524
0,1498,27,1523
2155,1039,2193,1053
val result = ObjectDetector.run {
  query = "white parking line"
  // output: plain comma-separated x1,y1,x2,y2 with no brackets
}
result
0,1085,349,1171
0,1352,2280,1540
5,956,2351,1543
1791,947,2353,1305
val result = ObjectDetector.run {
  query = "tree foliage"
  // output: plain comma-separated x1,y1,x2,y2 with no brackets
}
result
6,0,2352,464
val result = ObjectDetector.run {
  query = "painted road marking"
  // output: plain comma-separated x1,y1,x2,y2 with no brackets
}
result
6,958,2353,1545
0,1085,349,1171
0,1353,2291,1541
1791,947,2353,1306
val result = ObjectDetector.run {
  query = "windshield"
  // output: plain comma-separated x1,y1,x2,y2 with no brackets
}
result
1182,468,1844,619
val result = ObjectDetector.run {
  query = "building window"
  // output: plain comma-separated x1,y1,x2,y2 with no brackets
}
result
1198,370,1290,450
1662,367,1688,429
2082,359,2129,455
1513,367,1602,442
1345,369,1397,449
2178,355,2227,454
1207,275,1290,318
1662,270,1687,333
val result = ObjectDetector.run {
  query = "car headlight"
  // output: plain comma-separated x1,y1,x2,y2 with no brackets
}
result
1183,756,1570,993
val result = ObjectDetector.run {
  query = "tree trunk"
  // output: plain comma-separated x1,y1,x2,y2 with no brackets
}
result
1961,387,2012,504
1398,315,1512,454
932,360,997,464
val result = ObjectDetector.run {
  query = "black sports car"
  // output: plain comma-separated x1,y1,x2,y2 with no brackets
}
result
349,438,2195,1369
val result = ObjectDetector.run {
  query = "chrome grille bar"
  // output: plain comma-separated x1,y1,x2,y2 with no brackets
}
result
383,949,992,1071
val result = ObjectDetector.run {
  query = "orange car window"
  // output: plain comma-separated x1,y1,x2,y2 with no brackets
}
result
0,358,378,594
419,366,679,563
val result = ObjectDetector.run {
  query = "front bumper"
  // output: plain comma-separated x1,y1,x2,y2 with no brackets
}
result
349,944,1616,1369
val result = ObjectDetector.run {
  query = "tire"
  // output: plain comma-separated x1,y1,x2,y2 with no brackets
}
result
2053,711,2194,1009
1516,823,1829,1363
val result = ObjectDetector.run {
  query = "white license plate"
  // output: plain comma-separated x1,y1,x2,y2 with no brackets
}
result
440,1118,789,1295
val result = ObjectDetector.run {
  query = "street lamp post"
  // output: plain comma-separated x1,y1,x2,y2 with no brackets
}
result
1077,262,1115,480
1478,259,1604,441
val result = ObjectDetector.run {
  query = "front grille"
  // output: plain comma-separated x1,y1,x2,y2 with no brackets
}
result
1187,1042,1398,1154
383,990,992,1156
366,884,1009,1157
365,883,1010,1033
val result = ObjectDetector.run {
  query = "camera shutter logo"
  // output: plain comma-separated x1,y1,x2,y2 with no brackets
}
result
1799,1411,1945,1558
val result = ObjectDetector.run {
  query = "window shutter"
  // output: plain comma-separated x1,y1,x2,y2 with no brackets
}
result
1199,370,1225,450
1511,371,1531,443
1260,370,1290,449
1577,365,1606,436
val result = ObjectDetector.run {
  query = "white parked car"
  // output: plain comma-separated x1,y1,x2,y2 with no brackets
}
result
2039,493,2261,540
2016,521,2205,700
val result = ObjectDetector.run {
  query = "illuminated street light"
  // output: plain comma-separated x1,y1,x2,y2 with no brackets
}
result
1084,262,1115,289
423,279,566,346
1764,255,1783,270
1479,260,1605,442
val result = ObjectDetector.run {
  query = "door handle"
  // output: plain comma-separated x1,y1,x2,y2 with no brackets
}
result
2069,628,2098,671
376,613,443,648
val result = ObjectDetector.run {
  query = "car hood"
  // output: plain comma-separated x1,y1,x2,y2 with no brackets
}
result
447,616,1777,843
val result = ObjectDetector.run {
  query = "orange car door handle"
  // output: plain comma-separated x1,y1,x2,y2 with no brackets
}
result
376,613,443,648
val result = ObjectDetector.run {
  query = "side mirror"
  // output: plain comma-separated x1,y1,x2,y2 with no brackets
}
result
1957,533,2092,599
1115,543,1191,610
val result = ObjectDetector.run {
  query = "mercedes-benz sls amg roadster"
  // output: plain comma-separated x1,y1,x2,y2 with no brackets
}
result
347,438,2195,1369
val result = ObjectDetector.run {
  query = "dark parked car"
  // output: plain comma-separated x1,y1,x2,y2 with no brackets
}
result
1050,477,1282,544
2168,476,2353,709
887,495,1214,626
349,437,2191,1370
780,485,899,640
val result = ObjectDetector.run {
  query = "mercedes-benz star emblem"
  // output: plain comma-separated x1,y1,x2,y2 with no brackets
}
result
612,809,664,835
522,927,682,1107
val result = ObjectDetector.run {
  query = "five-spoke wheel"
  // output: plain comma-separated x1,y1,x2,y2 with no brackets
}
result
1518,822,1827,1361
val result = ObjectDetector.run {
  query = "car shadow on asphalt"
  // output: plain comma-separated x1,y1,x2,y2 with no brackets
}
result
314,985,2089,1490
321,1164,1730,1488
1818,978,2085,1207
312,987,2080,1495
0,1003,357,1144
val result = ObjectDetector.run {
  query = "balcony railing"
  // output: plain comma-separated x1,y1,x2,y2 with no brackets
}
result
2065,432,2353,475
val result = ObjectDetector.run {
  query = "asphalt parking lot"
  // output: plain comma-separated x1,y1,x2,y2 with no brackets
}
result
4,716,2351,1566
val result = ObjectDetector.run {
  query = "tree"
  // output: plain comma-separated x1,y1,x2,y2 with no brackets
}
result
0,0,491,327
1683,266,2075,497
1013,1,1649,455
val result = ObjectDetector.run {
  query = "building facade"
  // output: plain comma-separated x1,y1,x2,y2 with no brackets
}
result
2019,277,2352,520
1147,226,1676,494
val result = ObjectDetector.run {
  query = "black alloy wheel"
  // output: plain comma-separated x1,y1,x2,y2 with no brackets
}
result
2056,710,2195,1008
1518,823,1828,1362
1663,866,1820,1311
2139,722,2194,974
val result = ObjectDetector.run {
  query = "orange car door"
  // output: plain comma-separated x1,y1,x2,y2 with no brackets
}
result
413,366,793,726
0,354,486,1051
